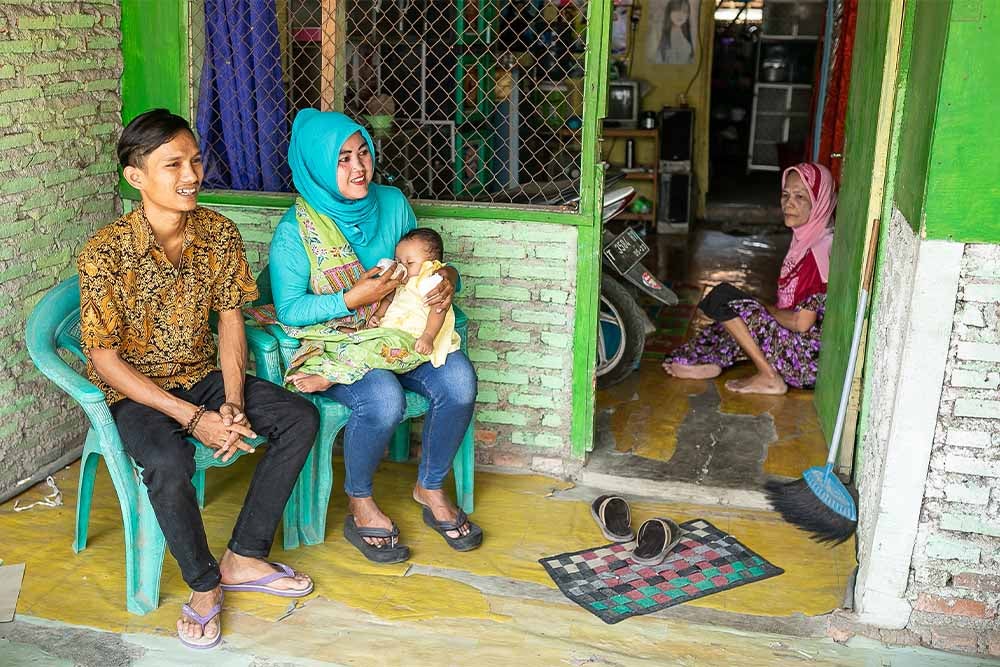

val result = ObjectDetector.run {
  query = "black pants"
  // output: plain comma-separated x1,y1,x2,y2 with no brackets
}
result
698,282,756,322
111,372,319,592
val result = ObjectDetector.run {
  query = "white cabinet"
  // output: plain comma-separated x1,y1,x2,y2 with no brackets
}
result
746,0,824,171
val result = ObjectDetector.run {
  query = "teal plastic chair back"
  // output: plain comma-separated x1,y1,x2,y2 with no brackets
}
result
255,264,475,549
25,276,290,615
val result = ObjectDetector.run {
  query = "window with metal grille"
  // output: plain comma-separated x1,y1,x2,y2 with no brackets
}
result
188,0,591,209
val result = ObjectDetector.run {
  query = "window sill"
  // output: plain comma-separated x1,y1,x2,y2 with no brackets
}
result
119,183,592,226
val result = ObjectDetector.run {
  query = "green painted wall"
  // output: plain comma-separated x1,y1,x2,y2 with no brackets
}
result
120,0,187,124
892,0,951,229
923,2,1000,243
814,0,892,439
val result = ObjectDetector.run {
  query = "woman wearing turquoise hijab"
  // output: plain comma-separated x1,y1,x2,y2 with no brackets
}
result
269,110,482,562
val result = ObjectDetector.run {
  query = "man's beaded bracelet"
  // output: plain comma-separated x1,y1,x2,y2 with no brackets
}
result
185,404,207,435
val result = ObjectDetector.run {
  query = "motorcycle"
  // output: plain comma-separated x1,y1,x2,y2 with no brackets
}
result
515,176,679,387
595,185,678,387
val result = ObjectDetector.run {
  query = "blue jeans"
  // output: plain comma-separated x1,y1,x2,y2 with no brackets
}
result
321,351,477,497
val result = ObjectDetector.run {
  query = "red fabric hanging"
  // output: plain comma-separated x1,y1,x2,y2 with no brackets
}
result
817,0,858,185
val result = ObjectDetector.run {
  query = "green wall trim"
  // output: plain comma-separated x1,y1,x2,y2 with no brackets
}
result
923,4,1000,243
570,0,611,459
121,0,188,124
814,0,892,440
892,0,951,230
570,184,602,458
411,202,587,226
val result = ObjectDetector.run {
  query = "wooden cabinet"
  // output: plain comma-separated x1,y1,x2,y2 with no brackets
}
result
603,127,660,230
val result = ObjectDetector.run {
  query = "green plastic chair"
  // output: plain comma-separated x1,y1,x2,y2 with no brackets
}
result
25,276,294,615
255,265,475,549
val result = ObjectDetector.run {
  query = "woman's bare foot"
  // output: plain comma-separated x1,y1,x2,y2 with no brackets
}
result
413,484,471,539
178,587,222,643
662,361,722,379
349,496,396,546
287,372,333,393
724,372,788,395
219,550,312,593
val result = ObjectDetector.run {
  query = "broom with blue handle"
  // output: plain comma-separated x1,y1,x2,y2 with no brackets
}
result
764,223,880,545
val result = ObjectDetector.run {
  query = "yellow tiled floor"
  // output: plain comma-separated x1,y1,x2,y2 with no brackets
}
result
1,454,855,641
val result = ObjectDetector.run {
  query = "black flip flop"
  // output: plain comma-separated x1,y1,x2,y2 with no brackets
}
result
632,518,682,566
419,505,483,551
590,495,634,542
343,515,410,564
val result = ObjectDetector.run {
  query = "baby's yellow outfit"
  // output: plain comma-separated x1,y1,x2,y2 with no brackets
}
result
380,260,460,367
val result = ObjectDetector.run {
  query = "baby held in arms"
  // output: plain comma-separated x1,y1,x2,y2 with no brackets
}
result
286,228,460,393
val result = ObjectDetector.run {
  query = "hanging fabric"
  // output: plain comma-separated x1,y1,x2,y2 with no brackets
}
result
817,0,858,185
197,0,291,191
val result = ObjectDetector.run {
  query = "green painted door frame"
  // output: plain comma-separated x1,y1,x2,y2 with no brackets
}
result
813,0,895,440
119,0,611,459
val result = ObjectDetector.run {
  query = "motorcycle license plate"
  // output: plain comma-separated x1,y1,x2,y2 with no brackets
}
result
603,227,649,275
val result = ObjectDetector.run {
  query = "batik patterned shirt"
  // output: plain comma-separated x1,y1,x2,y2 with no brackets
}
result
77,205,258,404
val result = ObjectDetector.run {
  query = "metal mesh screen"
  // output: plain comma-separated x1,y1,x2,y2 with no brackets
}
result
188,0,590,208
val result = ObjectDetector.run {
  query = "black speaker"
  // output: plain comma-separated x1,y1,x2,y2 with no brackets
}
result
660,107,694,162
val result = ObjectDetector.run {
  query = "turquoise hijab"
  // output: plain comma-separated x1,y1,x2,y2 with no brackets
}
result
288,109,385,246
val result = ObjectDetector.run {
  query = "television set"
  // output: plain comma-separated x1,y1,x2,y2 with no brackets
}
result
605,80,639,128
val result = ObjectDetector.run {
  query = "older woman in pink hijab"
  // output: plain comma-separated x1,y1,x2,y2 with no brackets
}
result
662,162,836,395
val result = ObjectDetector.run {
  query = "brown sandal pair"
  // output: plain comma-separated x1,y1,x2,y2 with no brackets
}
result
590,495,683,566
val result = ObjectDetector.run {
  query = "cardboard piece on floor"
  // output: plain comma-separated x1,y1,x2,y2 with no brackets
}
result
0,563,26,622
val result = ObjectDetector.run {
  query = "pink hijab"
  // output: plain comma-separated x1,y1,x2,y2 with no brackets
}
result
777,162,836,308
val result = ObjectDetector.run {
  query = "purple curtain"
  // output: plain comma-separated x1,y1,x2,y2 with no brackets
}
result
197,0,290,191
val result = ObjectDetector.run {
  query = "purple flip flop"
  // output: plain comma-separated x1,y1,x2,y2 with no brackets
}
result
220,562,314,598
178,592,223,650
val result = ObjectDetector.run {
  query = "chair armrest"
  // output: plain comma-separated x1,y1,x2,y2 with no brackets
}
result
27,345,107,405
264,324,301,369
244,324,278,355
265,323,300,350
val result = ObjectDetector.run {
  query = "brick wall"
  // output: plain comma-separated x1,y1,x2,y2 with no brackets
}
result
907,243,1000,656
0,1,122,498
207,204,579,469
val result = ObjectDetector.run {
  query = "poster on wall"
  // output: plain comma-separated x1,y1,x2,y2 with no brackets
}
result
646,0,698,65
611,5,630,56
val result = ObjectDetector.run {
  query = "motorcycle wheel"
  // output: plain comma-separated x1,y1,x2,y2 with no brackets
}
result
596,275,647,389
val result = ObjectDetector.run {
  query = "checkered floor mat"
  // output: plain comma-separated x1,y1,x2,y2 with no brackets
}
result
539,519,784,624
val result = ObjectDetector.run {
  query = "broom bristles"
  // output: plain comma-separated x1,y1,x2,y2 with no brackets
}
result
764,478,857,546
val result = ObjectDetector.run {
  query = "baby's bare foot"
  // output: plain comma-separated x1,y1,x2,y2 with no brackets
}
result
288,373,333,393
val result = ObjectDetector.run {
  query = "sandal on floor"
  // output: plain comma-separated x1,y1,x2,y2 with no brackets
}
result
590,494,634,542
177,591,223,650
631,518,683,566
419,505,483,551
220,562,313,597
343,514,410,564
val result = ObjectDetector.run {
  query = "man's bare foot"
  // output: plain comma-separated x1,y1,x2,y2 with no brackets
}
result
724,373,788,395
349,496,396,547
177,587,222,643
413,484,471,539
287,372,333,393
662,361,722,379
219,550,312,593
